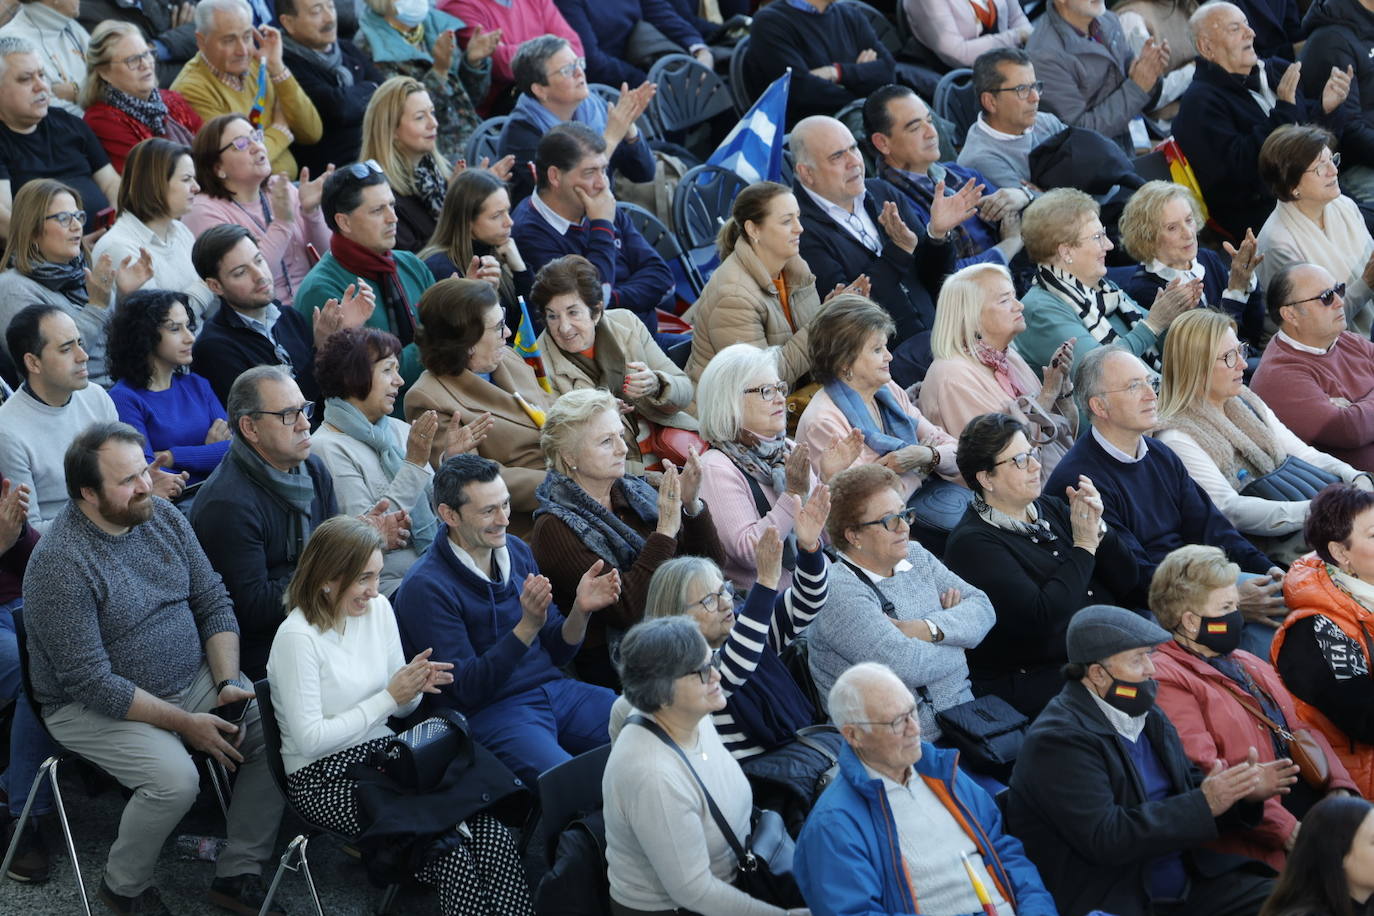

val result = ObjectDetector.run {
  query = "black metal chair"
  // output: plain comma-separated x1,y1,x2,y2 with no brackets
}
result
646,54,736,138
672,163,751,270
463,115,508,167
524,743,613,869
727,34,754,114
618,200,705,298
933,68,978,150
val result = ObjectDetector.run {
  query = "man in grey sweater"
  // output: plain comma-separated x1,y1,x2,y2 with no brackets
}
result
958,48,1068,192
23,422,284,916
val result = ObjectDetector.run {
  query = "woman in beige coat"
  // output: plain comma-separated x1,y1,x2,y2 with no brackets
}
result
684,181,824,384
533,255,696,474
403,278,555,535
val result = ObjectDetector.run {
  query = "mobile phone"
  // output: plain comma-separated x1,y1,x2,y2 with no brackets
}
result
210,697,254,725
95,207,115,230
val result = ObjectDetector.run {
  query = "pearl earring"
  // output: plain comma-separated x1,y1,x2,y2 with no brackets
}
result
323,586,331,593
218,172,227,179
1064,256,1073,265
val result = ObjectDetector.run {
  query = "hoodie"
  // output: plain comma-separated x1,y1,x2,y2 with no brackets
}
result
1301,0,1374,167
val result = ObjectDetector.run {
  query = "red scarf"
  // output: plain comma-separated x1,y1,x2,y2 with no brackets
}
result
973,341,1029,399
329,233,416,345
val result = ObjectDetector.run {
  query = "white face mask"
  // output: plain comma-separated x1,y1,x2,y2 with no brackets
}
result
392,0,428,27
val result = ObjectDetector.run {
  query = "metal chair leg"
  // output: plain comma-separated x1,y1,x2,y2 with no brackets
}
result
1,756,90,915
0,755,51,880
202,757,231,820
257,834,324,916
375,882,400,915
297,836,323,916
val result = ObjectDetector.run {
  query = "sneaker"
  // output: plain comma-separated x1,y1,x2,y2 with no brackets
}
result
2,818,49,883
97,879,173,916
208,874,287,916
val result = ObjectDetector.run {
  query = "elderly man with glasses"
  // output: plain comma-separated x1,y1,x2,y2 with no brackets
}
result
1253,262,1374,474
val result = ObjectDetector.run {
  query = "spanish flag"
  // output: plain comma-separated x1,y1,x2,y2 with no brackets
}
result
1206,621,1229,634
513,296,552,395
1114,684,1139,699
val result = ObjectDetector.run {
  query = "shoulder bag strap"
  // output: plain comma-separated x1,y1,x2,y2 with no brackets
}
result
1215,679,1296,741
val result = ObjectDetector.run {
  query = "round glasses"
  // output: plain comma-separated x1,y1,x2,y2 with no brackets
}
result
218,128,265,154
853,704,919,735
1215,343,1250,368
743,381,789,401
44,209,87,227
687,584,737,615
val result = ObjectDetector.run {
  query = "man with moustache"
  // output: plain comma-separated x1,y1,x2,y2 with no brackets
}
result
23,421,285,916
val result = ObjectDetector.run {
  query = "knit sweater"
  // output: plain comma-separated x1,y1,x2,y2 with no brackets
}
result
92,212,214,321
22,498,239,718
108,373,230,484
807,543,994,741
0,384,118,533
1250,331,1374,473
0,269,114,387
956,112,1067,190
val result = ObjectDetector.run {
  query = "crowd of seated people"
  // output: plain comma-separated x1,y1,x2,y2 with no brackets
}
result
17,2,1374,915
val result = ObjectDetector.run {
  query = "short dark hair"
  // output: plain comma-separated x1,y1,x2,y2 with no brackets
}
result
313,327,403,401
275,0,300,19
972,47,1031,109
534,122,606,192
322,163,390,232
955,413,1027,497
1266,262,1306,327
192,223,255,281
118,138,192,222
617,616,709,713
415,278,501,376
107,289,197,388
192,113,251,200
530,254,604,317
511,34,571,96
64,421,146,501
862,83,917,139
434,453,501,513
1258,123,1335,202
6,303,64,381
1260,795,1374,916
1306,483,1374,565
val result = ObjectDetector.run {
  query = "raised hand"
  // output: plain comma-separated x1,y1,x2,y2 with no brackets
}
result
298,164,334,214
1323,64,1354,114
466,253,503,288
519,573,554,629
1066,475,1105,551
655,462,683,538
362,498,411,550
1128,37,1168,92
1145,275,1203,332
929,178,984,238
255,24,284,72
1222,228,1263,293
756,525,783,590
679,446,704,509
0,478,29,553
1276,61,1301,105
432,29,456,75
877,200,918,253
1038,338,1075,409
388,648,443,704
314,280,377,347
1201,756,1264,816
116,247,155,297
267,173,294,223
784,441,812,498
819,428,865,481
606,80,657,146
149,452,189,500
406,410,440,466
465,24,501,64
1249,754,1301,801
573,559,622,614
794,482,830,552
444,412,493,459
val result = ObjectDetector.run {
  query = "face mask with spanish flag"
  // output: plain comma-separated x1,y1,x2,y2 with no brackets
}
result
1191,609,1244,656
1102,673,1157,717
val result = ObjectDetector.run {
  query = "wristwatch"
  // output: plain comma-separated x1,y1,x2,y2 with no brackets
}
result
923,618,945,643
215,677,243,694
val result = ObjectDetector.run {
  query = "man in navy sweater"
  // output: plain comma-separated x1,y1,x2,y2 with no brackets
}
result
553,0,711,87
1044,346,1288,654
511,122,674,340
392,454,622,784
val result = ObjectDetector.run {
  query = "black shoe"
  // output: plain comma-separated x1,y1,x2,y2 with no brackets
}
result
98,879,173,916
208,874,287,916
2,818,49,883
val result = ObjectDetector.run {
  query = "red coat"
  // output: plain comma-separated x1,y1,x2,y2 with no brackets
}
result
83,90,203,173
1153,637,1357,870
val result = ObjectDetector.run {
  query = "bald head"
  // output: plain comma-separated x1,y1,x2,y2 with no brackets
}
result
790,116,866,206
1190,2,1257,73
829,662,908,728
1271,261,1349,349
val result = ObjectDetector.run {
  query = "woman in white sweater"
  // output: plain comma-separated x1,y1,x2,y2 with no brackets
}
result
266,516,533,916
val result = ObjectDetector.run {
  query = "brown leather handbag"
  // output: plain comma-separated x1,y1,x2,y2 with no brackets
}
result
1221,683,1331,790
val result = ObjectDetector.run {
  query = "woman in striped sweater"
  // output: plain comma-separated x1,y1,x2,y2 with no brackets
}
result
641,485,830,759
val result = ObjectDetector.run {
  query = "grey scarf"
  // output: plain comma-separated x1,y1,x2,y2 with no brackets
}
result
531,470,658,569
228,435,317,562
280,34,352,87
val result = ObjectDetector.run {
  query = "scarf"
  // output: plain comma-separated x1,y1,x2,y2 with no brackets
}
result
228,435,317,562
972,492,1054,539
973,341,1030,399
280,34,352,87
1034,263,1159,369
713,432,797,570
1161,388,1283,491
330,233,416,346
821,380,919,455
26,255,89,305
104,85,170,135
531,470,657,569
1272,198,1374,336
878,161,980,263
509,90,608,138
322,398,438,553
413,153,447,219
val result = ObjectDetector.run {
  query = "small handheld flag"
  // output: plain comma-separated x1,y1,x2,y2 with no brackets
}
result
513,296,552,394
961,851,998,916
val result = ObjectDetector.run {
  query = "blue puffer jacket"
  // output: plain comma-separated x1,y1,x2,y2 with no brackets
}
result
795,741,1058,916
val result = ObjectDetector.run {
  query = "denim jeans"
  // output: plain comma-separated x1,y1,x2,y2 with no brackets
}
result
0,599,55,816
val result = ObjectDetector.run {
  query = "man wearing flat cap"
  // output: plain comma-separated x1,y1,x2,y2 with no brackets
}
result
1005,605,1294,916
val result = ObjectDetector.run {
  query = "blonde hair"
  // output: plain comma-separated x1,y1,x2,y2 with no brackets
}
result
2,179,81,275
360,76,451,198
1021,188,1098,264
81,21,144,109
540,388,619,472
1148,544,1239,630
283,516,384,631
1157,308,1236,421
1118,181,1204,264
931,262,1013,361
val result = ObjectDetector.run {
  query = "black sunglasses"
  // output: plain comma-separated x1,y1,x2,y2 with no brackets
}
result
1284,283,1346,309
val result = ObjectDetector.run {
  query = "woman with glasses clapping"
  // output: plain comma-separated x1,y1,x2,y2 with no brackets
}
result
1156,308,1372,565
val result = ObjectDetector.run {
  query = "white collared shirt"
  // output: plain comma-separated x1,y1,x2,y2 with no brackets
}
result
1248,66,1277,115
971,113,1030,142
448,537,511,584
800,183,883,254
1092,426,1150,464
1085,685,1148,741
1276,328,1334,355
531,190,576,236
852,557,916,584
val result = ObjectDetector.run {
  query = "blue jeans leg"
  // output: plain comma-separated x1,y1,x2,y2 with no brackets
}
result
544,679,616,756
0,599,54,816
1235,572,1282,658
467,688,570,786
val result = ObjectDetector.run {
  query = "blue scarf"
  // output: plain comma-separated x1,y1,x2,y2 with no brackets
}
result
510,90,608,138
323,398,438,553
822,380,919,455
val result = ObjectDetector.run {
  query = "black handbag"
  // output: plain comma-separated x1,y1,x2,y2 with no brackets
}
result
629,714,806,909
1239,455,1341,502
925,689,1029,780
908,476,974,557
380,708,472,791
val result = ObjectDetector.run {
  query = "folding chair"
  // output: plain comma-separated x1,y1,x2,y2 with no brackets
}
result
464,116,508,167
522,743,613,869
646,54,735,155
933,68,978,149
618,200,706,298
727,35,754,114
672,164,750,272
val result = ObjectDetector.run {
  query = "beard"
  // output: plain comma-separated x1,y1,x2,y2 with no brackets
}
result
98,490,154,529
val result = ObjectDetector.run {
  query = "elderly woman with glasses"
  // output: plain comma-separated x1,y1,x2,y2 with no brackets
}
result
806,464,994,742
603,616,811,916
695,343,862,592
1257,124,1374,338
1157,308,1371,565
1016,187,1201,376
944,413,1138,717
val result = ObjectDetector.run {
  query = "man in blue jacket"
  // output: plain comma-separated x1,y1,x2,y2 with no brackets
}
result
392,454,622,784
795,662,1057,916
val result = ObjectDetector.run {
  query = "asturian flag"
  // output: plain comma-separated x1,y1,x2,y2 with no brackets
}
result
706,70,791,184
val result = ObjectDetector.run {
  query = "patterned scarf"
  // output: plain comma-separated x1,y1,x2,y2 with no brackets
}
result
973,341,1030,399
972,493,1054,539
1160,388,1283,491
280,34,352,87
104,85,169,135
712,431,790,495
1034,264,1159,369
413,153,447,219
26,255,89,305
227,435,317,562
878,160,980,262
531,470,658,569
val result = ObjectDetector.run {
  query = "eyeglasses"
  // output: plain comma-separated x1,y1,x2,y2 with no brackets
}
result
1284,282,1346,309
218,128,265,153
548,56,586,80
1215,342,1250,368
687,583,737,615
857,506,919,533
118,49,155,69
44,209,86,227
1077,230,1109,248
743,381,789,402
341,159,384,180
1306,152,1341,176
1099,376,1160,398
989,80,1043,100
681,652,723,685
995,446,1042,470
249,402,314,425
853,704,919,735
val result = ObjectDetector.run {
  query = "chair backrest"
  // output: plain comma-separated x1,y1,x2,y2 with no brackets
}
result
728,35,754,115
672,163,752,254
933,68,977,149
536,743,613,865
835,98,877,179
780,137,795,188
619,201,706,297
646,54,736,134
464,116,508,167
837,0,903,56
11,610,47,736
252,678,293,801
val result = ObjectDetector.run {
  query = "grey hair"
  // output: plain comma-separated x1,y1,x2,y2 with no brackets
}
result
1073,343,1128,407
539,388,619,472
617,617,709,714
195,0,253,34
828,662,905,729
644,556,723,620
1189,1,1243,54
511,35,572,97
226,364,294,431
696,343,782,444
0,35,35,81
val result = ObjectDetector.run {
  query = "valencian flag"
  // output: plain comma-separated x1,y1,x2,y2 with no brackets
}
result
248,64,270,128
514,296,551,395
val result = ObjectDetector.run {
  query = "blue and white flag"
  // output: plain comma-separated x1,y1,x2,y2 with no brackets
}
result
706,70,790,183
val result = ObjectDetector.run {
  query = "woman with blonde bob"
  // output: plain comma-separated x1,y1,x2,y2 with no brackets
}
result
528,387,724,688
1150,544,1357,870
266,516,533,916
920,262,1076,479
1156,308,1370,563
